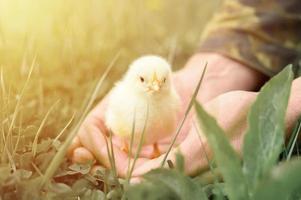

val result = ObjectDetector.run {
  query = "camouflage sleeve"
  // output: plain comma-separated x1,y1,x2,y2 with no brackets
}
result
199,0,301,76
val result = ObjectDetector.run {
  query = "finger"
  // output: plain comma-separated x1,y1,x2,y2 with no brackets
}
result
132,155,165,177
137,144,170,158
77,116,150,178
67,136,81,157
77,126,131,177
98,145,149,178
72,147,95,164
135,145,155,158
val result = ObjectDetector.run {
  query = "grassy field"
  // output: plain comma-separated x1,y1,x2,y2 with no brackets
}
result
0,0,220,199
2,1,301,200
0,0,219,139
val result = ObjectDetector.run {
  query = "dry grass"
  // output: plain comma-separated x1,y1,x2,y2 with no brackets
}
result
0,0,220,198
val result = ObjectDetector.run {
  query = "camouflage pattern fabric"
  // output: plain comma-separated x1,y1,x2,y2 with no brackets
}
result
199,0,301,77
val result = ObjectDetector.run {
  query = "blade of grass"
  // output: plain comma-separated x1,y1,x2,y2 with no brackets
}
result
109,129,121,189
32,100,60,156
53,112,75,143
194,101,249,200
160,62,207,167
102,130,120,191
12,111,23,157
193,120,226,200
31,162,44,177
127,108,136,166
286,115,301,161
127,102,149,182
0,67,7,160
124,107,136,187
192,120,213,172
3,56,36,165
40,52,119,188
6,56,36,141
0,67,6,96
38,77,44,114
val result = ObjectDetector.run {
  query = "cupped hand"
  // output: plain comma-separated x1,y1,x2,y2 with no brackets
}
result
68,52,267,178
132,77,301,177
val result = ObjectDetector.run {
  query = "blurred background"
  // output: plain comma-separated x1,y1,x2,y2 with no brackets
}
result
0,0,220,145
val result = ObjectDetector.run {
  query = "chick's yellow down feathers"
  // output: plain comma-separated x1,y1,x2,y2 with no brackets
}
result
105,55,180,147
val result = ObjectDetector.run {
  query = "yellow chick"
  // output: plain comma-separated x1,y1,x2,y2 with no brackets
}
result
105,55,180,157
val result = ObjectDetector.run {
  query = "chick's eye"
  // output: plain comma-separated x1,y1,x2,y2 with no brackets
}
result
140,77,144,82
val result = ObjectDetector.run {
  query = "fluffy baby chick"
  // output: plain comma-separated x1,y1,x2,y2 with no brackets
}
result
105,55,180,157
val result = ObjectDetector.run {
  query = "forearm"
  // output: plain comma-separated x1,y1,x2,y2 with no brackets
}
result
174,53,266,104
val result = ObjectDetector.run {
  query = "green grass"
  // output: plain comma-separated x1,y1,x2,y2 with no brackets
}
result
1,1,301,200
0,0,219,199
126,66,301,200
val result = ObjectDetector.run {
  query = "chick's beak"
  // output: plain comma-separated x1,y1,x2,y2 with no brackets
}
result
148,72,161,92
150,80,160,92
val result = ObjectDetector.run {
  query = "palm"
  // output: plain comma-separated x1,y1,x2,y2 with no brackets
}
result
68,53,267,178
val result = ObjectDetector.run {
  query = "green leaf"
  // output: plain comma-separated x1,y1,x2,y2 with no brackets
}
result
48,182,73,194
72,178,91,195
126,169,208,200
202,183,226,200
126,181,178,200
194,101,249,200
144,169,208,200
243,66,293,193
68,163,91,175
252,159,301,200
82,189,106,200
83,189,105,200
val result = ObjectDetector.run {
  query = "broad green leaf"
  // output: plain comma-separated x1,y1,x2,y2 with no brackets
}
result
68,163,91,175
72,179,91,195
243,66,293,194
144,169,208,200
16,177,42,200
106,187,123,199
82,189,106,200
126,168,208,200
194,101,249,200
47,182,73,194
193,170,222,186
202,183,226,200
126,181,178,200
253,159,301,200
90,190,105,200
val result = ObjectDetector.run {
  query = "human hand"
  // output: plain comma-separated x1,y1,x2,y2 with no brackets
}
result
132,77,301,177
132,90,257,177
68,52,267,178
